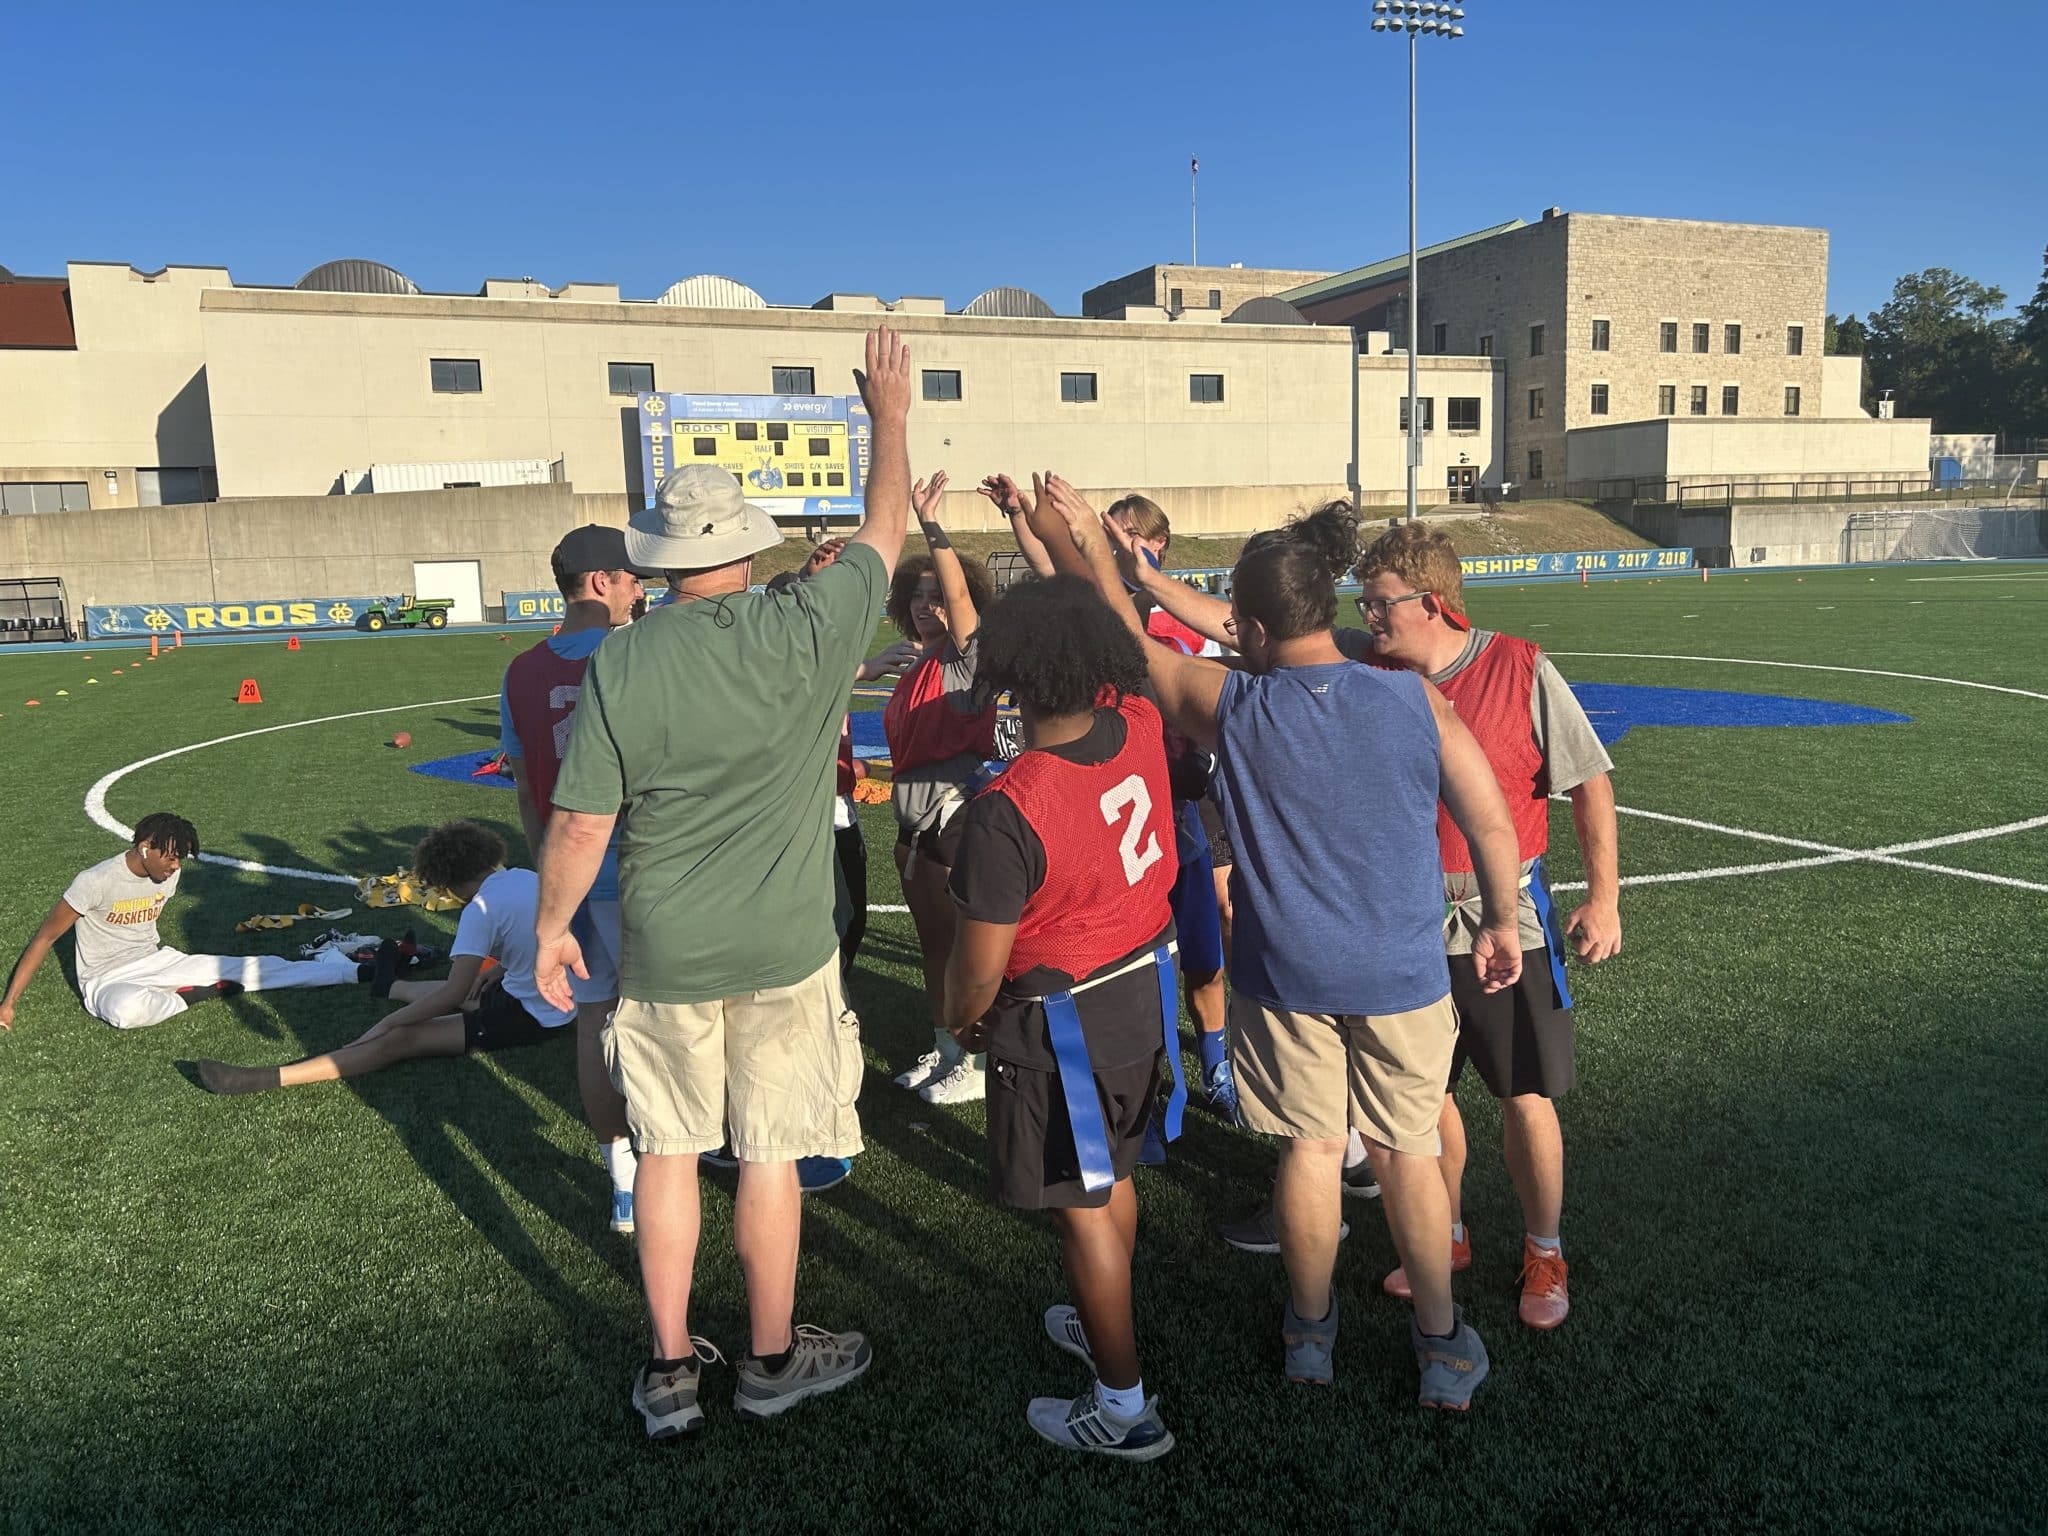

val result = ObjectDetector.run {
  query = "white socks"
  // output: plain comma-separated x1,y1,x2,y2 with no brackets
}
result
601,1138,637,1196
1343,1129,1370,1169
1527,1232,1562,1256
1450,1221,1467,1244
1096,1378,1146,1420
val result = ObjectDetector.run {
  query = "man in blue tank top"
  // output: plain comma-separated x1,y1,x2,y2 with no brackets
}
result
1034,477,1524,1412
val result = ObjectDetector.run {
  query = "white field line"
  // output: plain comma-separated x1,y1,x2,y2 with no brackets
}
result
1548,651,2048,704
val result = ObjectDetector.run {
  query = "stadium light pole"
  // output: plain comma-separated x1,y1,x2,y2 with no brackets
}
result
1371,1,1466,521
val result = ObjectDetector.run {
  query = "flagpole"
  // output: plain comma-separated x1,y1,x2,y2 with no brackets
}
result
1190,155,1198,268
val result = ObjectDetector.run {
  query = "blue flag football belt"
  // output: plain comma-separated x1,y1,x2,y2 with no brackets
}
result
1526,858,1575,1011
1022,943,1185,1195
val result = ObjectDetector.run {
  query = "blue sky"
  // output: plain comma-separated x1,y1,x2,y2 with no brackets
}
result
9,0,2044,320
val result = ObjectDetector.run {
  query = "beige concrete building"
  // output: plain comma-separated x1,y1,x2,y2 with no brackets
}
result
1082,264,1334,320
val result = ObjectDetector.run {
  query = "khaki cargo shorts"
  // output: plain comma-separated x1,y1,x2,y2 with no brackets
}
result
604,956,864,1162
1230,990,1457,1156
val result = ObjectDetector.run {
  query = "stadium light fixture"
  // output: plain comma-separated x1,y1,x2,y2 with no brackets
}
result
1371,0,1468,520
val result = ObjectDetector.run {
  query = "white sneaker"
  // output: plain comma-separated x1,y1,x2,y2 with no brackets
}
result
893,1048,948,1091
918,1060,986,1104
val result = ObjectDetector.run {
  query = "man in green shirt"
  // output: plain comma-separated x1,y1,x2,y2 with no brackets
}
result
535,328,914,1439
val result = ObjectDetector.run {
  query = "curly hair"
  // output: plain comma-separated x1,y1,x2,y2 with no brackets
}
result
975,575,1150,718
412,820,506,893
1355,522,1467,615
886,552,996,640
1241,499,1359,578
1228,500,1361,644
132,812,199,859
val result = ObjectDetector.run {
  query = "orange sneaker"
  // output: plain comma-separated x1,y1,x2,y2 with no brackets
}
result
1517,1240,1569,1330
1381,1228,1473,1299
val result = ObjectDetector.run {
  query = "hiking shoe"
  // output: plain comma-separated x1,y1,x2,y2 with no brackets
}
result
1219,1206,1348,1256
195,1059,278,1095
1282,1296,1339,1385
733,1325,872,1420
698,1144,740,1170
1412,1308,1489,1411
1026,1388,1175,1461
919,1060,986,1104
1517,1240,1570,1330
1199,1055,1240,1121
632,1338,723,1439
176,981,246,1006
893,1047,948,1091
1383,1227,1473,1299
1341,1160,1381,1200
1043,1304,1093,1368
609,1187,635,1235
797,1156,852,1194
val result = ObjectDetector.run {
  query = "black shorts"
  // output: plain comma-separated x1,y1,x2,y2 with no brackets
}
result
895,811,966,869
462,975,566,1054
987,1046,1163,1211
1446,949,1575,1099
1197,794,1233,869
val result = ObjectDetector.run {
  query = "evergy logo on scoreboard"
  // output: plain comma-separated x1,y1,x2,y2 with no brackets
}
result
637,392,873,521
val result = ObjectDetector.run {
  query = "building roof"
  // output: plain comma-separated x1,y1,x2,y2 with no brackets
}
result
0,279,76,348
1275,218,1528,306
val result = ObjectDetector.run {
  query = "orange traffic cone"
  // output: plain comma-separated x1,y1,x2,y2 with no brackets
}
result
149,635,160,659
236,679,263,705
287,635,302,651
1579,569,1588,587
1700,566,1709,582
174,630,183,648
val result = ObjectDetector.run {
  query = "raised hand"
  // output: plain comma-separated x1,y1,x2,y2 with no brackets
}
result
859,637,924,681
913,471,950,524
854,325,912,422
977,473,1031,519
1041,474,1103,549
1096,505,1146,586
802,537,849,577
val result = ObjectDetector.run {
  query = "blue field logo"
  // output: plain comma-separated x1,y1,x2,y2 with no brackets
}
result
1568,683,1909,746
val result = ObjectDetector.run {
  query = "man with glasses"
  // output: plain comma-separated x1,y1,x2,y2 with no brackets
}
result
1348,523,1620,1331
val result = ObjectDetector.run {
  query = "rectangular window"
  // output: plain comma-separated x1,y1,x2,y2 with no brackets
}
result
1590,383,1609,416
1690,385,1709,415
1208,288,1222,309
1591,319,1610,352
607,361,654,397
1447,397,1481,433
1060,371,1098,404
1786,324,1805,357
1724,323,1742,355
1528,449,1544,481
921,369,962,402
1692,322,1710,354
771,366,814,395
1722,385,1740,415
430,358,482,394
1529,324,1546,357
1784,385,1802,416
1477,333,1493,357
1190,373,1225,404
1527,388,1545,421
1397,397,1435,432
1169,287,1183,311
1658,384,1677,416
1431,322,1447,354
0,481,90,514
692,436,718,456
1660,321,1678,353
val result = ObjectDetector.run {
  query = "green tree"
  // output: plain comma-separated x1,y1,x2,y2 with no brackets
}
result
2013,246,2048,446
1862,268,2021,438
1825,312,1867,354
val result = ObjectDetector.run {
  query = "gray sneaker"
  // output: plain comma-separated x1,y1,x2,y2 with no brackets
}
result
1282,1295,1339,1385
1043,1304,1093,1367
1219,1205,1349,1255
631,1337,723,1440
1026,1388,1175,1461
1413,1307,1489,1411
733,1324,872,1420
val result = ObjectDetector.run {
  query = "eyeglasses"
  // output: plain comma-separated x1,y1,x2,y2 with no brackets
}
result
1355,591,1430,621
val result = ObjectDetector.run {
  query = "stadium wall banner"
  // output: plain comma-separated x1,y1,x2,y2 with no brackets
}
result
1459,547,1695,581
637,391,872,523
84,597,387,639
502,590,567,621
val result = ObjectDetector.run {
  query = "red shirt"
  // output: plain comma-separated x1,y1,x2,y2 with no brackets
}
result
882,643,997,771
502,638,593,825
1434,632,1551,872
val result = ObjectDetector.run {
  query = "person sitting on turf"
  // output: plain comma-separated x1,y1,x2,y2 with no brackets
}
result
943,573,1181,1459
194,821,570,1094
0,813,364,1033
501,523,643,1233
1347,523,1620,1331
1036,473,1523,1411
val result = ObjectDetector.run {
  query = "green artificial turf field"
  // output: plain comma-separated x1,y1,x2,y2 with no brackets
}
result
2,563,2044,1533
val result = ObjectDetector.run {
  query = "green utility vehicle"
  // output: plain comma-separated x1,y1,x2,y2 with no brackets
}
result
358,595,454,632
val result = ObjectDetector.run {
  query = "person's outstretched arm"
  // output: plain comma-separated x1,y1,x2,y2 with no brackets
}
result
1036,474,1226,750
1428,684,1525,995
0,901,80,1032
847,326,915,578
979,474,1055,578
913,471,981,650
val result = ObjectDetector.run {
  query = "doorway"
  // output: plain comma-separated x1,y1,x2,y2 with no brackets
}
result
1446,466,1478,504
410,560,483,625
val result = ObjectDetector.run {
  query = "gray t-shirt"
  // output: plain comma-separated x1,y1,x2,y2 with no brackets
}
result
62,852,177,981
1429,629,1614,954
